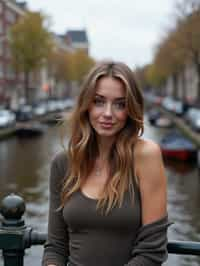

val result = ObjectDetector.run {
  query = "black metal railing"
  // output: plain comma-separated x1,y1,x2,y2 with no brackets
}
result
1,194,200,266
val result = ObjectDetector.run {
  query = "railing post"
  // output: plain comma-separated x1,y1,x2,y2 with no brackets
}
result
0,193,28,266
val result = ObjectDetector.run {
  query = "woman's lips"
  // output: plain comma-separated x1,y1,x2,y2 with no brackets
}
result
99,122,114,128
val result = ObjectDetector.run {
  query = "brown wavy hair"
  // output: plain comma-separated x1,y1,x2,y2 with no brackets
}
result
61,61,144,214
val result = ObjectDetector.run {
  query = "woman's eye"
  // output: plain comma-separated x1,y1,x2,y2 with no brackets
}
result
94,98,104,106
114,102,126,109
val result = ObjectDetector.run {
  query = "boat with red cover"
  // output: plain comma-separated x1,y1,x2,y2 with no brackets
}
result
160,131,197,161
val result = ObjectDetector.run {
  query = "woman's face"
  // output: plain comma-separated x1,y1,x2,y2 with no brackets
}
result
88,76,128,138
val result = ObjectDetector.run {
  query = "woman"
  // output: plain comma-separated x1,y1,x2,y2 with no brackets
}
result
42,61,170,266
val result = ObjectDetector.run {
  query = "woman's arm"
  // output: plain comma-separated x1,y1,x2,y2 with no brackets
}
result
135,139,167,225
42,152,69,266
125,139,170,266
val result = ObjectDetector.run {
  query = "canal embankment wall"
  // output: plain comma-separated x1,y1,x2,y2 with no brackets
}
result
1,107,200,149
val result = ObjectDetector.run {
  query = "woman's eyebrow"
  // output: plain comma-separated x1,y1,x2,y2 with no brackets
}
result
95,93,125,101
95,93,104,98
115,98,126,101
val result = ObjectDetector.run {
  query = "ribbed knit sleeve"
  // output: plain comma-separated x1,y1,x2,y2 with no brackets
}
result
42,152,69,266
125,215,172,266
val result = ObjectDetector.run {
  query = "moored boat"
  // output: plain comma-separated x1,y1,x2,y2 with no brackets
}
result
154,117,173,128
147,109,173,128
147,109,161,125
164,158,196,174
160,131,197,161
15,122,47,137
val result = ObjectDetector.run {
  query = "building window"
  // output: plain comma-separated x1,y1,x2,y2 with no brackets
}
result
0,62,3,78
0,2,3,13
0,41,3,56
0,20,3,34
5,45,11,59
5,64,15,79
19,72,24,80
6,9,15,24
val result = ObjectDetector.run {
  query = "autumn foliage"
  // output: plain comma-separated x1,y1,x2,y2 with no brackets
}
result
141,0,200,101
9,11,53,102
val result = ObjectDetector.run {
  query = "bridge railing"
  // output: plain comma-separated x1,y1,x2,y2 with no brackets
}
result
1,194,200,266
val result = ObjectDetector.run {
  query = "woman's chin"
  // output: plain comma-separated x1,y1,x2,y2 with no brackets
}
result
95,129,117,137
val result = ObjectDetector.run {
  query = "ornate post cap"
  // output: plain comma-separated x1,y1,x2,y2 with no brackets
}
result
0,193,26,227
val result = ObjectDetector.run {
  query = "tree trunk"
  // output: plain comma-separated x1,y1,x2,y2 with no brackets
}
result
24,71,30,104
196,62,200,105
65,81,72,98
172,73,178,99
181,68,187,101
193,51,200,105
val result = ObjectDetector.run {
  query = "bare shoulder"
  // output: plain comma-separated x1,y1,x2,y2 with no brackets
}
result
134,138,162,161
134,138,167,224
134,138,165,183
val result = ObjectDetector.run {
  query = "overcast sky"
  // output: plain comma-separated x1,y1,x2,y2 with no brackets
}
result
25,0,175,68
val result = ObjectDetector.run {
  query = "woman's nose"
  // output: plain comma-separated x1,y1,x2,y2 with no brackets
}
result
103,103,112,117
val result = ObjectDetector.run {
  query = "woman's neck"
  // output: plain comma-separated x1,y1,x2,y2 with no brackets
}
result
97,136,115,161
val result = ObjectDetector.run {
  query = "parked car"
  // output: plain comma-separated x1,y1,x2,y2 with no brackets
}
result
172,100,185,116
55,100,66,111
63,98,75,110
144,92,163,105
147,109,161,125
15,105,33,121
46,100,58,113
0,109,16,128
184,107,200,132
162,97,187,116
32,103,48,117
162,97,175,112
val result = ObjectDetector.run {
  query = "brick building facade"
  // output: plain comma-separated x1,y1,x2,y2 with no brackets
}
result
0,1,90,107
0,0,26,106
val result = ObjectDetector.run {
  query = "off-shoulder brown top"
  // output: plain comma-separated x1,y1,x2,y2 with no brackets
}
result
42,151,170,266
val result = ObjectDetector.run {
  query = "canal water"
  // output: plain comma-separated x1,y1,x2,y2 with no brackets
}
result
0,116,200,266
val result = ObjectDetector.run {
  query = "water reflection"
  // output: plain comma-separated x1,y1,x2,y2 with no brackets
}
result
144,119,200,265
165,162,200,265
0,125,64,196
164,159,197,175
0,120,200,265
